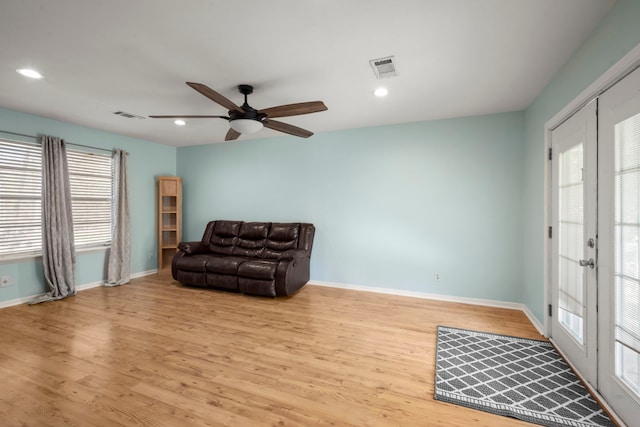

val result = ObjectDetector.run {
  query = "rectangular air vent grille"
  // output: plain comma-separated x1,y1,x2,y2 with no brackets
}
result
369,56,398,79
113,111,145,120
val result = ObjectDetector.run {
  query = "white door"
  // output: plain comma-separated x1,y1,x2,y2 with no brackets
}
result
598,65,640,424
550,100,598,386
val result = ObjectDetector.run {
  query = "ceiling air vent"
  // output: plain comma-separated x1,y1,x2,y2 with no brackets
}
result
369,56,398,79
113,111,145,120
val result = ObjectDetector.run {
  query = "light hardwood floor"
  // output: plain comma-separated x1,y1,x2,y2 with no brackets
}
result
0,272,545,426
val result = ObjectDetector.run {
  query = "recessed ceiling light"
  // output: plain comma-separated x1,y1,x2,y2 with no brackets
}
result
174,119,186,126
374,87,389,97
16,68,44,79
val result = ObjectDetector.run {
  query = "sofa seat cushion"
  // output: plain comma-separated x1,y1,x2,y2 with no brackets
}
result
176,254,210,272
206,273,238,291
205,256,247,275
239,278,276,297
175,270,206,287
237,260,278,280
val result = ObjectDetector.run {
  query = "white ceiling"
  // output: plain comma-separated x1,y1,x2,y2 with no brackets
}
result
0,0,615,147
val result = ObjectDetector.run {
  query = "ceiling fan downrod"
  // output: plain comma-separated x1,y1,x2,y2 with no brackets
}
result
238,84,253,108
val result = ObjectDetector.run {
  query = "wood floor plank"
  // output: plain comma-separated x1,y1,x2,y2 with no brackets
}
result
0,272,543,426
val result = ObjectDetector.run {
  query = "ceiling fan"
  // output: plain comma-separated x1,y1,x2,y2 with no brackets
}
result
150,82,328,141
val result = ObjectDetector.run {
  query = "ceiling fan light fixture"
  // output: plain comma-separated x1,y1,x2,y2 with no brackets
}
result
229,118,263,134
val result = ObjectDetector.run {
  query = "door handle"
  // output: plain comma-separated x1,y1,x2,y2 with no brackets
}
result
579,258,595,269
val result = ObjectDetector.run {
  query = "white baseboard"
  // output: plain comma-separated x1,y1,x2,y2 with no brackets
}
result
75,280,104,292
0,268,160,309
521,304,545,336
310,280,546,336
0,293,46,309
131,269,158,279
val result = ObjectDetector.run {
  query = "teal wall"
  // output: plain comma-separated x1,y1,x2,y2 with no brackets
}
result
522,0,640,322
0,107,177,303
177,112,525,302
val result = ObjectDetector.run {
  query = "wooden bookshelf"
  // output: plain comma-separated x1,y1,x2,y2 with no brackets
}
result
157,176,182,270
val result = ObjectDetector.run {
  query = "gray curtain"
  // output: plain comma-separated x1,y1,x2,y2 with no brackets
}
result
31,135,76,304
106,149,131,286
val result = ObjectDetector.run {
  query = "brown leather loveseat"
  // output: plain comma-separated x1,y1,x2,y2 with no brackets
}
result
172,220,315,297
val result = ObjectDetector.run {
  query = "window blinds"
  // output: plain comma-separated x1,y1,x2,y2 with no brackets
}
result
0,138,112,258
558,145,586,319
0,140,42,256
67,149,113,248
614,113,640,358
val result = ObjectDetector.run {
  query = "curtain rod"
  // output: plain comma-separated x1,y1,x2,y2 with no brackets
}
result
0,129,126,155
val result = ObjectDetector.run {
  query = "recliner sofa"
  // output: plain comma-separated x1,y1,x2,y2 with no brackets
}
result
171,220,315,297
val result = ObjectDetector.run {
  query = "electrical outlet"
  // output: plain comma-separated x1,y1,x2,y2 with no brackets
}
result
435,273,440,281
0,276,12,287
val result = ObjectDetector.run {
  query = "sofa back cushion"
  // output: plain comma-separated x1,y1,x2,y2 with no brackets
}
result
232,222,270,257
207,220,241,255
199,220,314,259
263,223,301,259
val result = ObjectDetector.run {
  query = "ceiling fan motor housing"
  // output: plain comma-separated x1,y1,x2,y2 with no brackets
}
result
229,106,266,122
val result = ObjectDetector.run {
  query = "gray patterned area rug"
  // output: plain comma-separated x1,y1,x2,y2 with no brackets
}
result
434,326,615,427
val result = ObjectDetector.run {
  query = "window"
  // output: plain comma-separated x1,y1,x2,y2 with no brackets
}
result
68,150,113,248
0,139,41,256
0,138,112,258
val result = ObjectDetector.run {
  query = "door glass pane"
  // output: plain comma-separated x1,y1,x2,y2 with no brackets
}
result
614,112,640,397
558,143,585,344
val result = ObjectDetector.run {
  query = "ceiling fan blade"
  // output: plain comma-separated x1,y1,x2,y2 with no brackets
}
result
149,115,229,119
264,119,313,138
259,101,327,119
186,82,244,113
225,128,241,141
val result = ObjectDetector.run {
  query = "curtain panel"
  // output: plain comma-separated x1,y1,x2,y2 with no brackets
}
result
106,149,131,286
31,135,76,304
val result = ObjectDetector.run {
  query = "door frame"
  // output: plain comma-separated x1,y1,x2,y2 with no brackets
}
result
542,41,640,426
544,41,640,338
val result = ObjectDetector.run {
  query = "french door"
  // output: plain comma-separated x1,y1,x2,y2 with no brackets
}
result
550,100,598,386
598,66,640,424
550,66,640,425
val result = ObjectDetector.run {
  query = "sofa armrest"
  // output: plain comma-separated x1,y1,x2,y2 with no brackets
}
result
178,241,209,255
275,251,311,296
276,249,309,261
